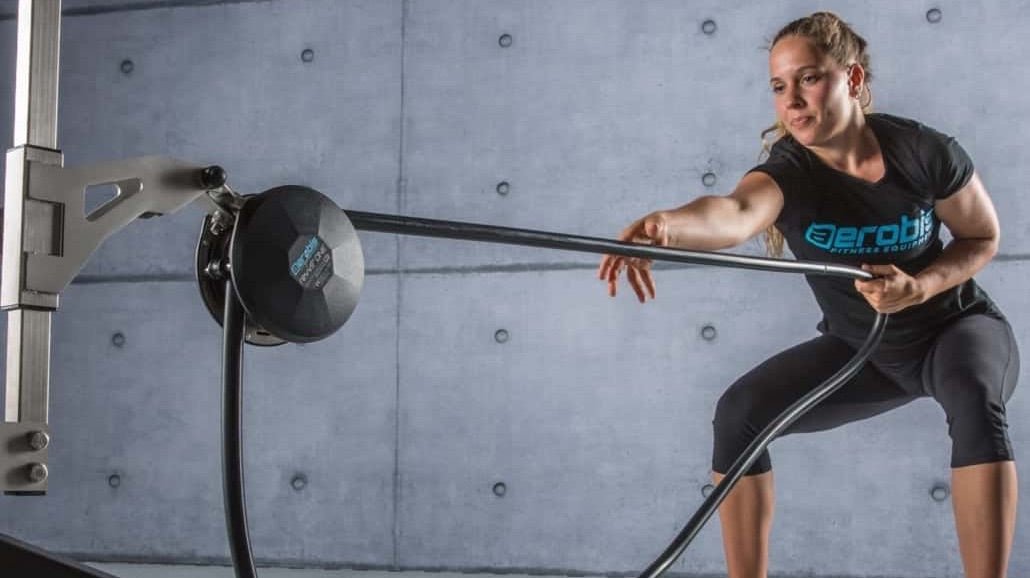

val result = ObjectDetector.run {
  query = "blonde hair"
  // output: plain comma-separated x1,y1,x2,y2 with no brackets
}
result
760,12,874,257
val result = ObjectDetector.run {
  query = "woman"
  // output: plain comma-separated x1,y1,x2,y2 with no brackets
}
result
597,12,1019,578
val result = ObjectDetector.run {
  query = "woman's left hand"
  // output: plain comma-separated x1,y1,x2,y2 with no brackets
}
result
853,263,927,314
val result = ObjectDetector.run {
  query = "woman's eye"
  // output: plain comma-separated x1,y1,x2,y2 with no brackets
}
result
802,74,819,84
771,85,784,94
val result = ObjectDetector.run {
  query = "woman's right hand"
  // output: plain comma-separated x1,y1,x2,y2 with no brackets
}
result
597,212,671,303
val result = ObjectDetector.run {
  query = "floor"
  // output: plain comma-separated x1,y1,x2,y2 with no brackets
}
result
85,568,612,578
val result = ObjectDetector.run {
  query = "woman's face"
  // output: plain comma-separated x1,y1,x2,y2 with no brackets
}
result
768,35,854,147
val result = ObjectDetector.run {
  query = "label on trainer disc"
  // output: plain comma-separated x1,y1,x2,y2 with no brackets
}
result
288,235,334,290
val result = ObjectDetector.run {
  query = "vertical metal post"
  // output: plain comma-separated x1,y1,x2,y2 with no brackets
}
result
3,0,61,424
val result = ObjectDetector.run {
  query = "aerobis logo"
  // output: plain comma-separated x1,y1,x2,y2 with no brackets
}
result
804,207,935,255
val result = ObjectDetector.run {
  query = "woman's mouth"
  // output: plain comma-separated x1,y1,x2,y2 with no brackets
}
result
790,116,814,128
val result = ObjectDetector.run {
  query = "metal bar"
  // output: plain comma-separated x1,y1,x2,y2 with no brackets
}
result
345,210,874,280
4,0,62,424
4,310,52,422
14,0,60,149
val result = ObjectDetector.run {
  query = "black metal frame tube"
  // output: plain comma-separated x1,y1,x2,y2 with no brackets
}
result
223,282,258,578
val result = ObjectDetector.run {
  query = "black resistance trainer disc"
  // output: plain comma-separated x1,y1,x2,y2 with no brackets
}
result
230,185,364,343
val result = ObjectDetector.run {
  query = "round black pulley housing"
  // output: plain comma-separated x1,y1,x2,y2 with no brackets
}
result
229,185,364,343
196,210,286,347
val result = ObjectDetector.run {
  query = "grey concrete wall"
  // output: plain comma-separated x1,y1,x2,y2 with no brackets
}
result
0,1,1028,577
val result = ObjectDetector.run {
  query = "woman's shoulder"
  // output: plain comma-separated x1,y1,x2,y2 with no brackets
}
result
868,112,953,143
764,133,809,168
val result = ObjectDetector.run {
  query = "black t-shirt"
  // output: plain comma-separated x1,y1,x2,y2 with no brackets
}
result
748,112,1004,348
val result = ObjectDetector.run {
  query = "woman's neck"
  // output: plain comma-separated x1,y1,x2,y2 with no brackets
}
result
807,111,883,179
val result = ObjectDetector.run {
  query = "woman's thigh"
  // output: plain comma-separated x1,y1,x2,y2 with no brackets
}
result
717,334,921,436
922,314,1019,412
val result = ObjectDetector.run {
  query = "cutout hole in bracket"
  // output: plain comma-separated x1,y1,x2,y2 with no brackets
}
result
84,183,121,220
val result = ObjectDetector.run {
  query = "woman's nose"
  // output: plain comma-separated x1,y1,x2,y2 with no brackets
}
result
786,90,805,109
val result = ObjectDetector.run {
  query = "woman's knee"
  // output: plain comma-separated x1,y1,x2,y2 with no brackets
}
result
937,378,1015,467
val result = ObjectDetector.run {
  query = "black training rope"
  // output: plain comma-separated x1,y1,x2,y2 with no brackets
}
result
345,211,868,279
223,282,258,578
345,210,889,576
637,312,887,578
218,209,887,578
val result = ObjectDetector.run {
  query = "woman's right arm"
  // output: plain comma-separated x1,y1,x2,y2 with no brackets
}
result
598,171,784,301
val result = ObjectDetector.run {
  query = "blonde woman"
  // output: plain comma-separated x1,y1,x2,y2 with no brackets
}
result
598,12,1018,578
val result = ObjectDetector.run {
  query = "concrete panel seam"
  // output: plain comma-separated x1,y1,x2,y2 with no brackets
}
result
393,0,411,570
68,253,1030,284
0,0,280,22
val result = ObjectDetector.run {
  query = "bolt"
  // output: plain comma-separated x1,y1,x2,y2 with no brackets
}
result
496,181,511,196
701,484,715,498
291,474,308,491
27,431,49,451
701,20,717,36
111,332,126,348
492,482,507,497
209,210,233,236
494,329,510,344
205,260,227,280
120,59,134,75
27,463,48,484
301,48,315,63
930,484,949,502
108,474,122,488
702,172,717,187
926,8,942,23
498,34,513,48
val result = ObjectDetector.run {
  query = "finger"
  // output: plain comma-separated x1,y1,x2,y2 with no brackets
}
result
854,280,876,295
628,266,646,303
641,266,656,300
861,263,898,278
606,257,624,284
599,254,617,281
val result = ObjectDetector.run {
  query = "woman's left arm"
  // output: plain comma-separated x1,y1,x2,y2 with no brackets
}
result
915,171,1000,297
854,172,1000,313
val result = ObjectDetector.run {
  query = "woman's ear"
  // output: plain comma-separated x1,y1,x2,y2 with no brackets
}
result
848,64,866,98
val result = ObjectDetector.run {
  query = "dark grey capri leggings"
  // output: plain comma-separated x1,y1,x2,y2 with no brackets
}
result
712,314,1020,476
